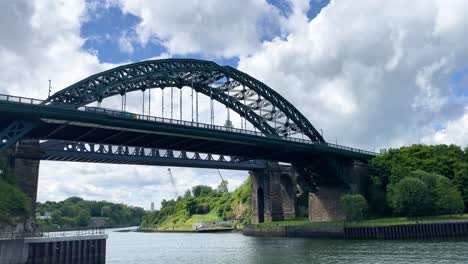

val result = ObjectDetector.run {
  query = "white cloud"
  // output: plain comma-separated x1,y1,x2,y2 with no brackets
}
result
118,31,135,53
117,0,284,58
422,107,468,146
238,0,468,149
0,0,110,99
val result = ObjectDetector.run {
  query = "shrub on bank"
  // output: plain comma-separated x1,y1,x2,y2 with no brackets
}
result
340,194,368,221
387,171,464,217
388,177,433,217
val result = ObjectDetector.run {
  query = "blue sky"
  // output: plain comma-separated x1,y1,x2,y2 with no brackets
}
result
81,0,330,66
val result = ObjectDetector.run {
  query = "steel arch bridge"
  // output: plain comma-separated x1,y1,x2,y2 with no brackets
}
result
44,59,324,142
0,59,376,169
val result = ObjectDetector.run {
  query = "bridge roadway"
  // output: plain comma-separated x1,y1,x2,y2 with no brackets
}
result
0,94,376,166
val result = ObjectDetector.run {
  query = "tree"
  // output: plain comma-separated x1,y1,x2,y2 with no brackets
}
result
410,170,464,215
367,176,389,216
101,205,112,217
183,189,192,198
387,177,433,217
340,194,368,221
434,176,464,215
454,162,468,208
77,209,91,227
192,185,213,197
51,210,62,225
64,197,83,204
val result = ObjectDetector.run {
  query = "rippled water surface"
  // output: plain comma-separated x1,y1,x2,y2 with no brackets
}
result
106,228,468,264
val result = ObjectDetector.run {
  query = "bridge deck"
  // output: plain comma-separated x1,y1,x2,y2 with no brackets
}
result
0,94,376,164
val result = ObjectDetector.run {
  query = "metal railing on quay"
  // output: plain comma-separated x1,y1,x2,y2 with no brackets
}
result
0,93,378,156
0,228,105,239
41,228,105,238
0,230,42,240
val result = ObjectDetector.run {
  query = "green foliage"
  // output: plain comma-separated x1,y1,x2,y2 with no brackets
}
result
0,161,31,223
77,210,91,227
387,169,464,217
433,176,464,215
192,185,214,197
370,144,468,216
141,177,252,229
36,198,145,229
371,144,465,184
454,162,468,208
340,194,368,221
367,176,389,216
388,177,433,217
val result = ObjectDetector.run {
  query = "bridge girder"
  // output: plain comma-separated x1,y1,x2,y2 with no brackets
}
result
39,140,267,170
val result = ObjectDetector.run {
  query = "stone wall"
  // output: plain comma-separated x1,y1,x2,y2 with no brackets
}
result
12,140,41,216
307,159,370,222
251,164,297,224
309,186,346,222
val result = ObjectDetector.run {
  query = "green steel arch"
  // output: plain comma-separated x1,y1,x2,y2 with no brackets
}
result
44,59,325,142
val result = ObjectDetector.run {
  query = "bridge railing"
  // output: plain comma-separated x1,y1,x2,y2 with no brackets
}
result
0,93,378,156
0,94,44,105
82,106,265,138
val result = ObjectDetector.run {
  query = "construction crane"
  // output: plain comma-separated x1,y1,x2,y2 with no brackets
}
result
167,168,178,198
217,169,228,193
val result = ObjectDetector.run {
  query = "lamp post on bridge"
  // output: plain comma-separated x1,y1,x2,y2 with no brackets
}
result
48,80,52,98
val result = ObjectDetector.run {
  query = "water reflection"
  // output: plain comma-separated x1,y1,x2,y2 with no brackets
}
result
106,228,468,264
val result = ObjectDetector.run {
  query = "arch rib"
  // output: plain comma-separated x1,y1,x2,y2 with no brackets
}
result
44,59,324,142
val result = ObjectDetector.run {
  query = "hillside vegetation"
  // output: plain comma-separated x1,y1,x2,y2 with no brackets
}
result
37,197,145,229
140,177,251,230
368,144,468,217
0,160,31,224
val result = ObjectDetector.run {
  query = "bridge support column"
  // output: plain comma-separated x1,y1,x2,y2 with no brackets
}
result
0,139,41,231
250,163,297,224
307,160,369,222
308,185,346,222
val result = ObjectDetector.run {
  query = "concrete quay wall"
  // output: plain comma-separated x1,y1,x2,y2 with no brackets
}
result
0,234,107,264
244,221,468,240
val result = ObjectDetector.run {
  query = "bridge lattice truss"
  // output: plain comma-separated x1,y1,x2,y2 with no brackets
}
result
40,140,267,170
44,59,325,142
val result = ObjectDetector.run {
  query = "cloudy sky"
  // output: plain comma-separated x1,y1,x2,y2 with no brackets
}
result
1,0,467,209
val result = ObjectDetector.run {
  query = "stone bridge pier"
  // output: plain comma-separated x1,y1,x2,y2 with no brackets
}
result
306,159,370,222
0,139,41,231
250,163,298,224
250,159,370,224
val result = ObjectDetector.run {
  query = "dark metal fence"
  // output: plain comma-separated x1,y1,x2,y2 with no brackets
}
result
0,228,105,240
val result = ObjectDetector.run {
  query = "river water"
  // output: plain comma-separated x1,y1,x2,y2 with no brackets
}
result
106,228,468,264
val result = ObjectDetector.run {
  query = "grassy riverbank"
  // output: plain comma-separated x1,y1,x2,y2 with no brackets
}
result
141,211,222,231
254,214,468,228
140,178,251,231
